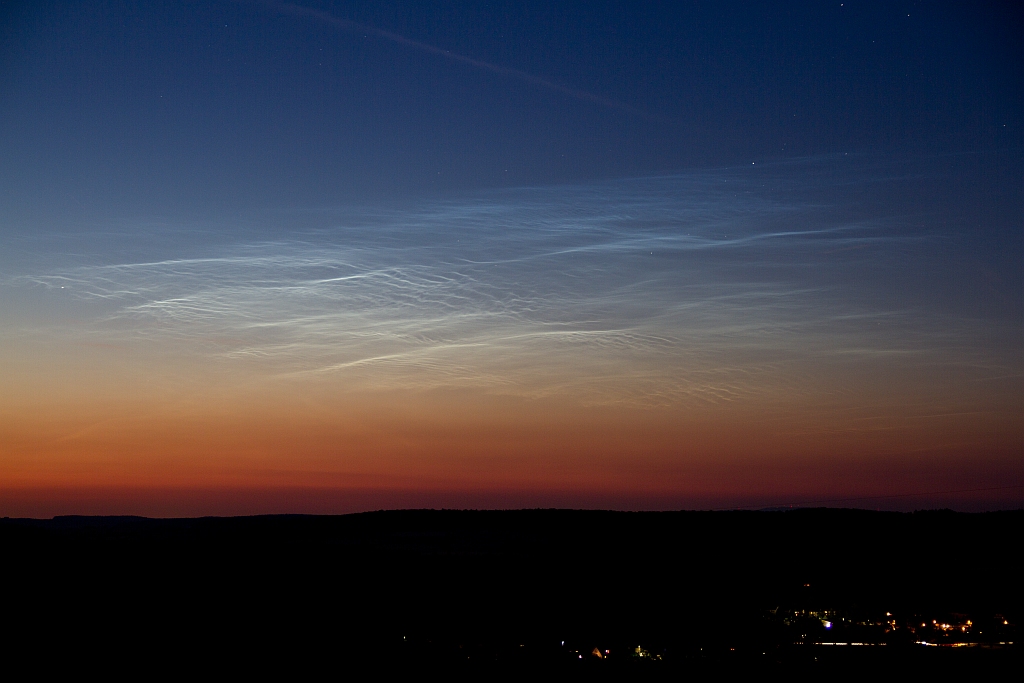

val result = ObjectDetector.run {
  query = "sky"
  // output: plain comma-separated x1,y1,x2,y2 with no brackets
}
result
0,1,1021,516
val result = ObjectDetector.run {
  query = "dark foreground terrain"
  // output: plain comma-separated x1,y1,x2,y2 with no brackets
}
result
2,508,1019,674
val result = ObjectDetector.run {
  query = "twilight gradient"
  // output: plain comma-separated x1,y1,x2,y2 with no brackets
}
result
1,158,1020,515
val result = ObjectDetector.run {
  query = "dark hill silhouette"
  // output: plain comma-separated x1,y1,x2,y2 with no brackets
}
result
1,508,1019,673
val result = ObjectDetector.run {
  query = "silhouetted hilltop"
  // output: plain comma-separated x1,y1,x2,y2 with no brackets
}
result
2,508,1018,672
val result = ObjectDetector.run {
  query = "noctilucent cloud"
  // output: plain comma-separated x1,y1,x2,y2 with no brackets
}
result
1,1,1021,515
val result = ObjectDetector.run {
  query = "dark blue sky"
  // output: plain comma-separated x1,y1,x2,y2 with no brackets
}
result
1,1,1020,219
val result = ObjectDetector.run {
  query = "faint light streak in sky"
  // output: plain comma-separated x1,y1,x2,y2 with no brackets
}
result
262,1,669,121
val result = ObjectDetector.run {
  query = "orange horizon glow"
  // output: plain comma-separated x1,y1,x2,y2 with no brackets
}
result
3,378,1020,516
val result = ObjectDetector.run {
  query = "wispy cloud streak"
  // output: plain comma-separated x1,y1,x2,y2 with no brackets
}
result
9,169,1017,409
